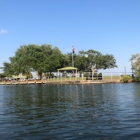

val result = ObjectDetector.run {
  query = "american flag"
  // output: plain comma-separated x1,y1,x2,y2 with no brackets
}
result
72,46,75,53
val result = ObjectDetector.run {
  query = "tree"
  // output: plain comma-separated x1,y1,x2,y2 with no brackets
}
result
3,62,14,77
40,45,68,74
74,49,117,72
0,73,6,81
130,53,140,76
3,46,117,78
3,44,65,79
95,54,117,69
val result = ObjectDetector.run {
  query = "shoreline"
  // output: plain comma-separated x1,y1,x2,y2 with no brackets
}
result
0,79,124,85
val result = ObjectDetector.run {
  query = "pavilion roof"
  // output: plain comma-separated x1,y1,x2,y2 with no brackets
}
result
57,67,78,71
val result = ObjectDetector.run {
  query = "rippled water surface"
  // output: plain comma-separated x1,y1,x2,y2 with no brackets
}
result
0,83,140,139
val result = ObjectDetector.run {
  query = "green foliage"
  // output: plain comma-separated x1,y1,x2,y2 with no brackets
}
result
74,49,117,71
134,74,140,82
95,54,117,69
3,44,65,79
3,62,14,76
130,53,140,76
121,75,132,83
0,73,6,82
3,46,117,79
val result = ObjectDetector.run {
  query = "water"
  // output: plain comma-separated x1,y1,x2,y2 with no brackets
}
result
0,83,140,139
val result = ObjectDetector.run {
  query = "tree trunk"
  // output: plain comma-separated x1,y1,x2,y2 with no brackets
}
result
91,67,95,75
38,71,42,80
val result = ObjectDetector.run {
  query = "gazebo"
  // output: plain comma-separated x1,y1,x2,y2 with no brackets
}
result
57,67,78,77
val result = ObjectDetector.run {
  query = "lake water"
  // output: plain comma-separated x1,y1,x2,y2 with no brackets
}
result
0,83,140,139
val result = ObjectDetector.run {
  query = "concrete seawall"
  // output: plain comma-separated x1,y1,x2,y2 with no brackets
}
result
0,79,123,85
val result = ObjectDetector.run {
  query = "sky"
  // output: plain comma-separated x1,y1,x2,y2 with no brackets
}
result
0,0,140,74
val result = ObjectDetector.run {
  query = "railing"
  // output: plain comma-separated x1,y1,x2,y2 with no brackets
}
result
42,72,133,82
0,72,133,84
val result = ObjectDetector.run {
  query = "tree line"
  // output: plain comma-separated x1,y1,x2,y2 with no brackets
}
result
3,44,117,79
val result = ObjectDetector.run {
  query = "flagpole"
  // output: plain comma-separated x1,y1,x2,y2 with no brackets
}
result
72,44,75,67
72,52,74,67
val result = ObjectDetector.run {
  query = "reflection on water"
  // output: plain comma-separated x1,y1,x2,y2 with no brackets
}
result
0,83,140,139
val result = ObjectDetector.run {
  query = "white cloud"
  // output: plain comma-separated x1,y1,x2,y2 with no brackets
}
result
0,29,7,34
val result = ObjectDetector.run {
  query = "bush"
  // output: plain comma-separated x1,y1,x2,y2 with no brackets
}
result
46,73,54,78
121,75,132,83
134,75,140,82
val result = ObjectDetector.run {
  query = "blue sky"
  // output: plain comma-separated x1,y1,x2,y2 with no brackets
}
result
0,0,140,73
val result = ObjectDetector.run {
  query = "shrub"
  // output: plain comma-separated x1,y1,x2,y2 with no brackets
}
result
121,75,132,83
134,75,140,82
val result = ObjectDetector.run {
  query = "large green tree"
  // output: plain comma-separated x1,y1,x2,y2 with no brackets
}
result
74,49,117,72
3,44,65,79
